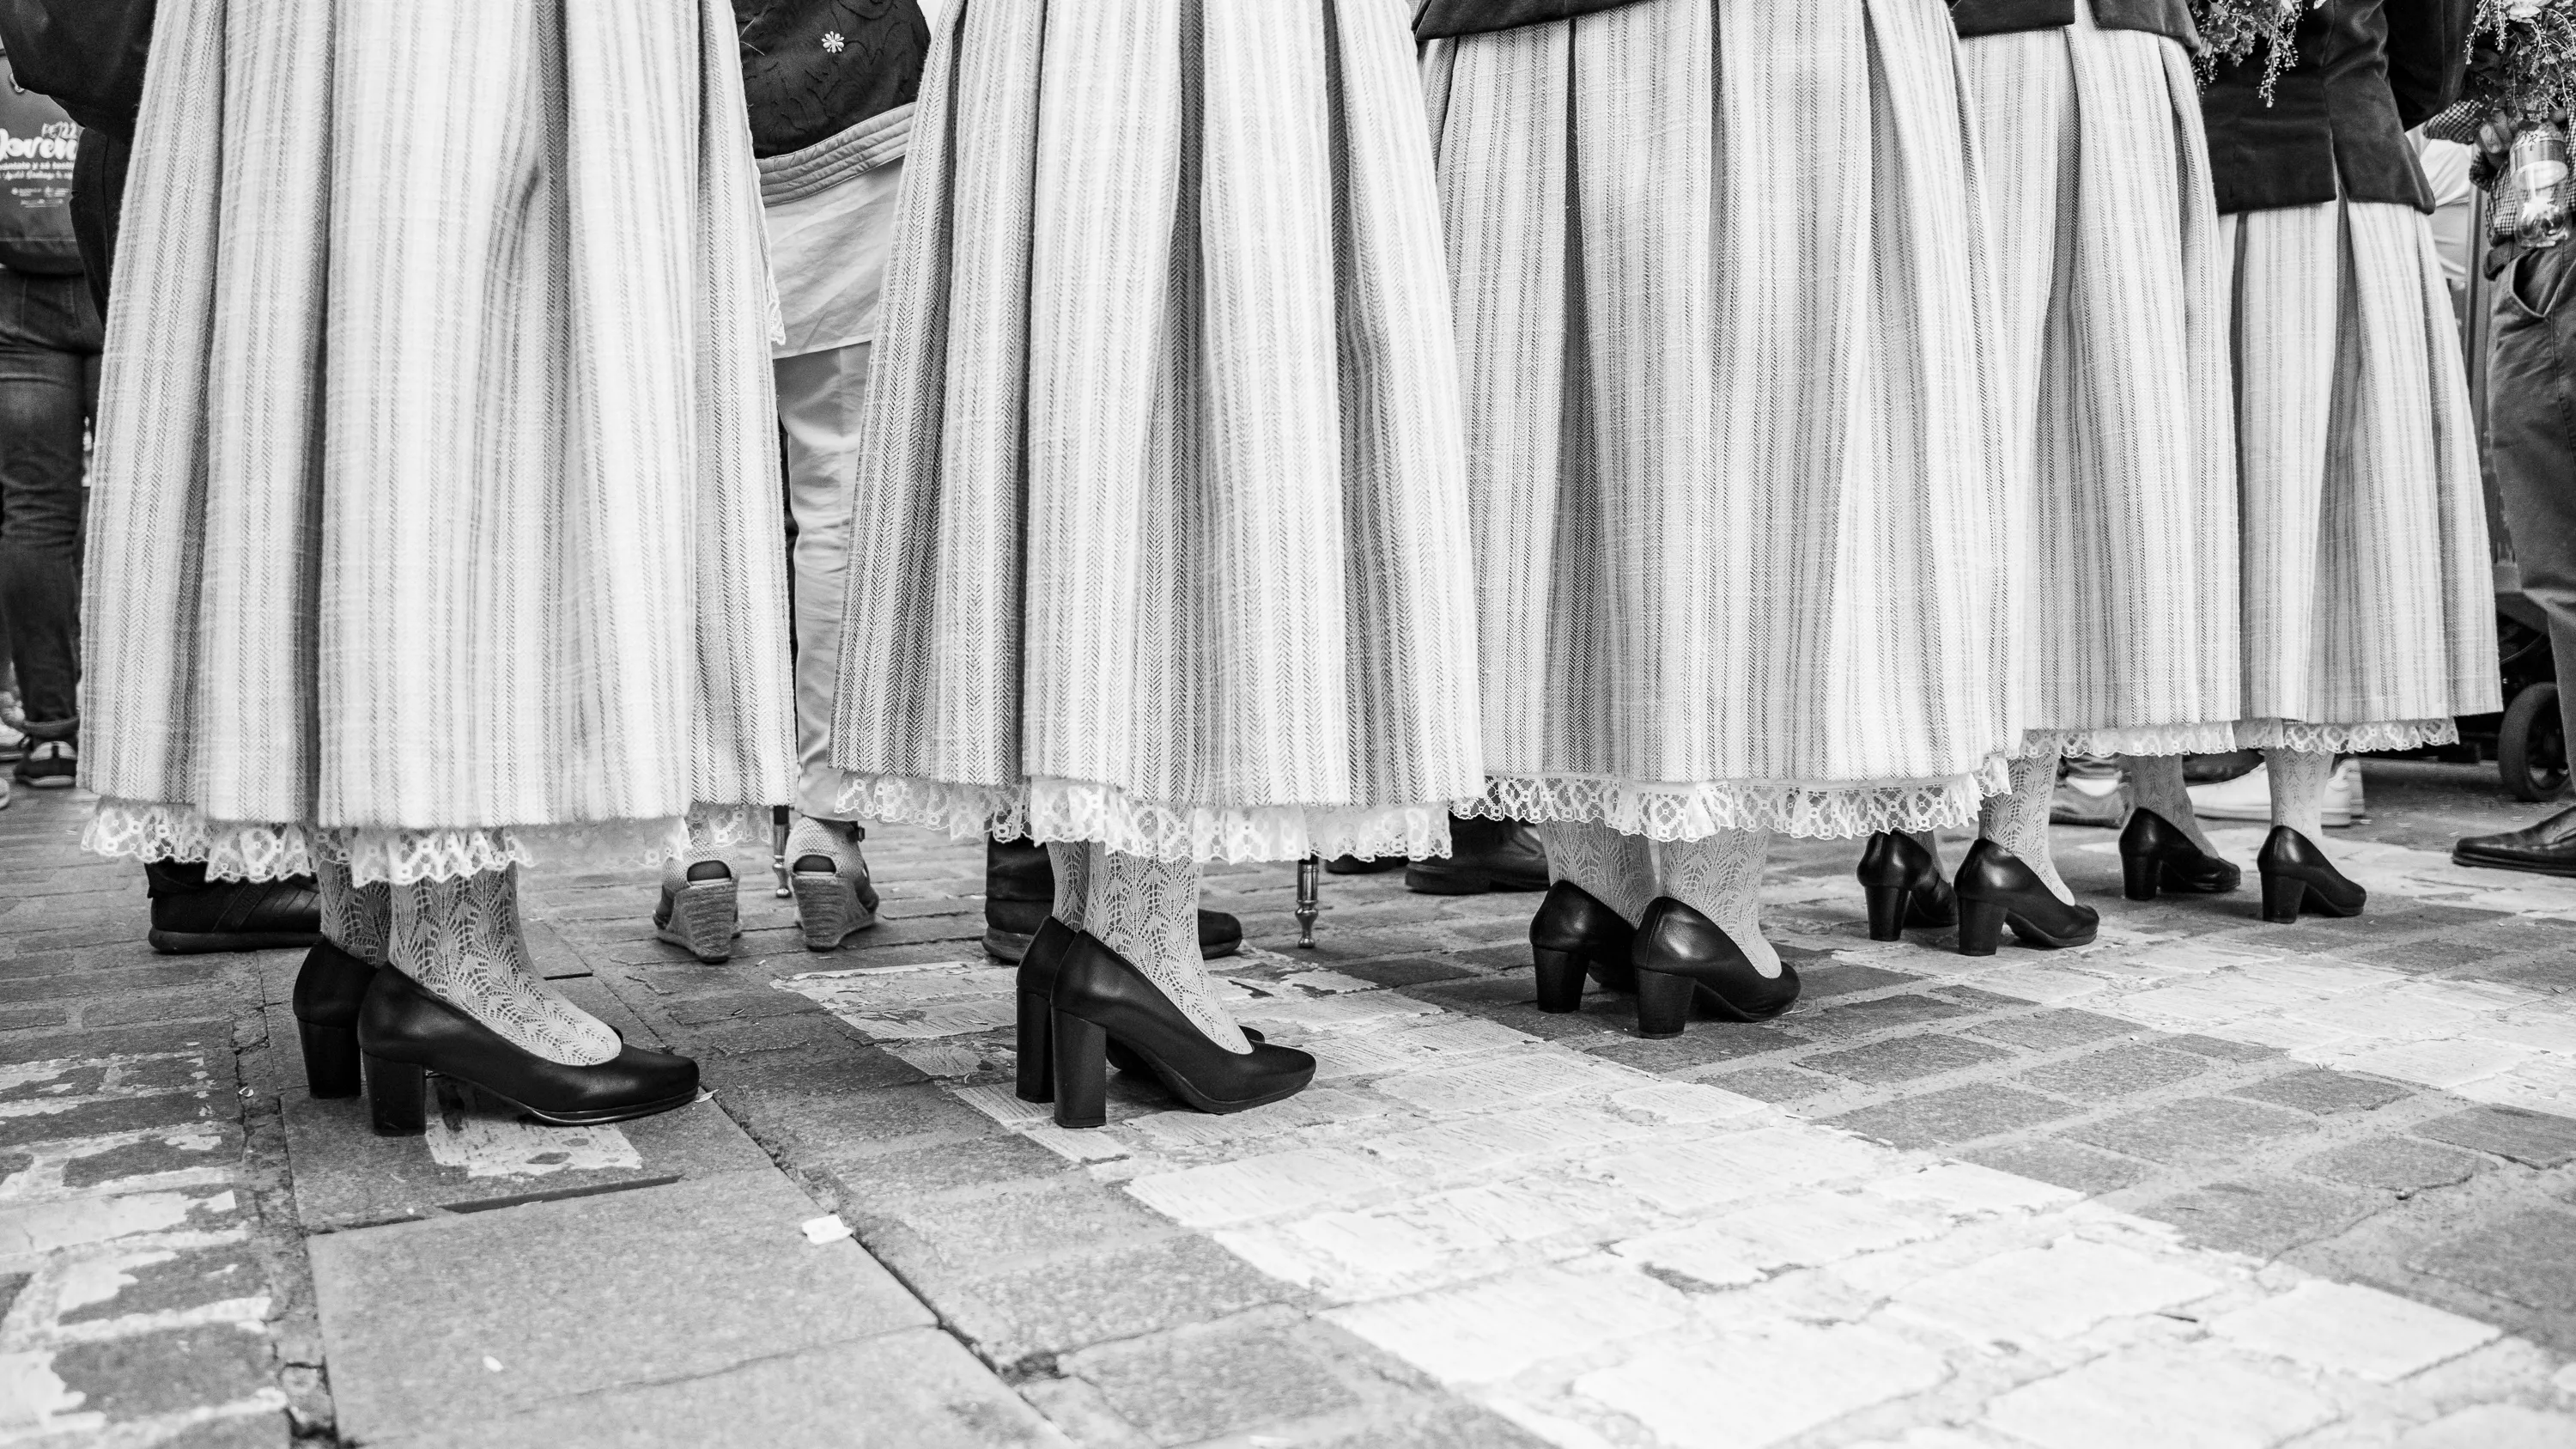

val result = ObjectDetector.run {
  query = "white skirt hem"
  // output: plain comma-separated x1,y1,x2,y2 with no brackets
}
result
827,772,1460,866
83,799,769,886
1461,758,2014,843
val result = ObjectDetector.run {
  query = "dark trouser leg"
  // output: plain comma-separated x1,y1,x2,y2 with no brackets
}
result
2489,247,2576,752
0,271,100,742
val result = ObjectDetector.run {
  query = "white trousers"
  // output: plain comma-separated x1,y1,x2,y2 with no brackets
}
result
776,342,872,819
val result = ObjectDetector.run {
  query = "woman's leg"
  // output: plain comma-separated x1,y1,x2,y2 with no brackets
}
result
393,866,618,1066
1048,840,1092,930
1536,820,1656,925
1084,846,1249,1052
2266,747,2335,840
2123,753,2221,854
318,854,391,965
1979,741,2073,904
1656,828,1783,977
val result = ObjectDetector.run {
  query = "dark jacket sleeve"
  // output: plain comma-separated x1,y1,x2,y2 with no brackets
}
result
2382,0,2471,131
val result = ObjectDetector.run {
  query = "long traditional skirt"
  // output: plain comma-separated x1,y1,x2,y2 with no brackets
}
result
1422,0,2018,841
79,0,794,885
1959,3,2241,757
824,0,1485,865
2226,198,2500,751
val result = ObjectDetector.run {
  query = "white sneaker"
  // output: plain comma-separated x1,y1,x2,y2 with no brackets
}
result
2187,759,2365,828
0,696,23,764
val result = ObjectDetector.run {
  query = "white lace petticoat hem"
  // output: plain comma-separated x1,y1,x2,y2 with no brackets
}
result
84,799,770,886
827,771,1458,864
2234,717,2460,754
2020,721,2245,759
1458,759,2013,842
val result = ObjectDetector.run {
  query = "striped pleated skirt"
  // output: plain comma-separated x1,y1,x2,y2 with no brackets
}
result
823,0,1486,864
2225,198,2500,751
1959,4,2242,758
1422,0,2020,841
78,0,795,884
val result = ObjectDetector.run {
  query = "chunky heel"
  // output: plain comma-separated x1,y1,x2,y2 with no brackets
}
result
1634,968,1697,1038
1533,947,1587,1014
1862,886,1908,942
2261,872,2309,923
1051,1012,1109,1129
1956,898,2008,957
299,1020,362,1099
1016,990,1054,1103
662,879,740,964
792,870,859,951
363,1053,428,1136
2122,854,2162,903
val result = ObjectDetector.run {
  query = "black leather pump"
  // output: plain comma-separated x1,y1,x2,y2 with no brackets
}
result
1014,917,1261,1103
355,968,699,1135
1048,933,1315,1129
1855,831,1958,941
1628,898,1799,1038
1529,881,1639,1012
2256,826,2366,922
290,941,380,1098
2117,809,2241,901
1953,839,2099,956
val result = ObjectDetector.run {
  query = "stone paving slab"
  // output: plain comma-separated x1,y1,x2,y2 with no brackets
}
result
306,1168,934,1442
379,1329,1066,1449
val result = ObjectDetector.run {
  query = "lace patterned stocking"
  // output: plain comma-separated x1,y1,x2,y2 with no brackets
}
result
1084,847,1250,1053
1981,744,2073,904
1048,841,1091,930
318,852,392,966
1656,828,1783,979
392,866,618,1067
786,815,868,874
2123,753,2219,855
2266,748,2334,840
1537,821,1656,926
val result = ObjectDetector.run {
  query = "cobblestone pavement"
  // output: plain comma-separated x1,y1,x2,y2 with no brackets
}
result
8,761,2576,1446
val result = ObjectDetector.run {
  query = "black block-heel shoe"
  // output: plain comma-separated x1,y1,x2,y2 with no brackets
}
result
1855,831,1958,941
290,940,380,1099
1953,839,2100,956
2118,809,2242,901
1048,933,1315,1129
1628,898,1799,1038
355,968,699,1136
1529,881,1639,1013
1014,917,1263,1103
2257,826,2366,922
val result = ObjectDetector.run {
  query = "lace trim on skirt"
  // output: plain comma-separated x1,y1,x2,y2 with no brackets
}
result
2022,721,2245,760
1461,759,2013,843
84,799,767,886
828,772,1456,865
2233,717,2461,754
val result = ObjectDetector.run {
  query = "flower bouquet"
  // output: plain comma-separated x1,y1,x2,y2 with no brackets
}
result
2452,2,2576,247
2189,0,2307,99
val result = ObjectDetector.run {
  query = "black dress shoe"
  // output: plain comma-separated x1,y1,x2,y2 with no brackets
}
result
1014,917,1261,1102
291,940,380,1099
1405,814,1549,895
2454,804,2576,878
144,861,321,955
981,838,1243,963
2257,825,2366,922
1953,839,2099,956
1529,881,1638,1011
1628,898,1799,1038
355,968,698,1135
2117,809,2241,900
1855,831,1957,941
1049,933,1315,1128
1325,855,1406,875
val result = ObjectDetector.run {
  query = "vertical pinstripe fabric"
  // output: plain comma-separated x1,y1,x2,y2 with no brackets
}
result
825,0,1485,865
2225,199,2500,751
1423,0,2019,841
1958,3,2241,758
78,0,795,884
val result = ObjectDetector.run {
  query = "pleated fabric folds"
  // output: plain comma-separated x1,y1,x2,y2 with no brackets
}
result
1423,0,2019,841
79,0,795,884
2224,198,2500,752
824,0,1486,864
1959,3,2242,758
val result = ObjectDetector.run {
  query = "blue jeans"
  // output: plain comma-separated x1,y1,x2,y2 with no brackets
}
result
0,267,102,739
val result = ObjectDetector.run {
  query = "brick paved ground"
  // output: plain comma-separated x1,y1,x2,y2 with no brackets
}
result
7,758,2576,1446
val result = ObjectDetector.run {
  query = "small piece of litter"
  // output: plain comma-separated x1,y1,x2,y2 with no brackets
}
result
801,1215,854,1245
483,1356,505,1373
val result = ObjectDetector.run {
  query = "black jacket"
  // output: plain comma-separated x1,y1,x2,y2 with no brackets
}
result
1949,0,2195,44
0,0,154,138
734,0,928,160
2202,0,2470,216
